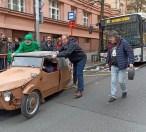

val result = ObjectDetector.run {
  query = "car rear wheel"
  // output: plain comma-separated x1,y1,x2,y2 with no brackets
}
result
21,90,41,119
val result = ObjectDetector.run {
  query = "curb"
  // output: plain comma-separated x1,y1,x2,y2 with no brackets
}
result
70,62,105,71
84,62,105,70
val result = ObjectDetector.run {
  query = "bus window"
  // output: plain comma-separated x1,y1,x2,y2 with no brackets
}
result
103,22,141,47
100,13,146,62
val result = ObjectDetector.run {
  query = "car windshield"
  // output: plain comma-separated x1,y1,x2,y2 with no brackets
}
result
102,22,141,50
12,57,43,68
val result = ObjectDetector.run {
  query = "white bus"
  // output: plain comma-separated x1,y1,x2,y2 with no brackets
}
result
100,13,146,62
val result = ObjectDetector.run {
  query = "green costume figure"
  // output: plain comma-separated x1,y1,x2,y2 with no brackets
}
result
15,33,40,54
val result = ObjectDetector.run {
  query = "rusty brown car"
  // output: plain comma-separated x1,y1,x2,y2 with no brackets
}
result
0,51,71,118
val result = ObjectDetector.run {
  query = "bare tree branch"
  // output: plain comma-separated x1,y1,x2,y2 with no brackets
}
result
127,0,146,13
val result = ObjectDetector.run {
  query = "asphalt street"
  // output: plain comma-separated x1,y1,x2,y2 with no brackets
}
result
0,63,146,132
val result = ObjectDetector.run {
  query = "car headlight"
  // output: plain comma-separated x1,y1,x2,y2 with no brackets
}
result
4,91,13,102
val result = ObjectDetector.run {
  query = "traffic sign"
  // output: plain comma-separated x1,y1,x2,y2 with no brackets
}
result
39,0,44,11
39,12,44,24
68,11,76,21
69,21,76,28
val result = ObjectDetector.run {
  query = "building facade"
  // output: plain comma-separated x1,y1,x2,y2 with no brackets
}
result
104,0,127,15
0,0,122,53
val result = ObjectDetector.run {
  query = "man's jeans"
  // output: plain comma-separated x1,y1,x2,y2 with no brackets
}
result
0,57,7,71
111,66,127,99
73,60,86,93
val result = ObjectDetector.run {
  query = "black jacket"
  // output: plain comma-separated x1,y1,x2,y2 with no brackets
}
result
41,41,57,51
57,37,87,63
14,42,20,51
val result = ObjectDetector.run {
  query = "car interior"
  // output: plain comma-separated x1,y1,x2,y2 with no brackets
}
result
43,58,58,73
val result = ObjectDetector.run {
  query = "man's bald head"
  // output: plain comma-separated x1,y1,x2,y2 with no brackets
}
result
62,34,69,44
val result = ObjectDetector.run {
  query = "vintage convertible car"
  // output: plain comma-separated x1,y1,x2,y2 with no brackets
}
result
0,51,71,118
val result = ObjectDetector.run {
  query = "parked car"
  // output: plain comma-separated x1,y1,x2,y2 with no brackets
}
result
0,51,71,118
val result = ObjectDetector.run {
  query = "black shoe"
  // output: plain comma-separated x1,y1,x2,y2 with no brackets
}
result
109,97,116,102
122,92,127,98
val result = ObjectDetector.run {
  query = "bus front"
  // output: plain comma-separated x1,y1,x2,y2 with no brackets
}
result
100,14,146,63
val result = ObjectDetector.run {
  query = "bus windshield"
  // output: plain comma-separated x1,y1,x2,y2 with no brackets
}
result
102,22,141,50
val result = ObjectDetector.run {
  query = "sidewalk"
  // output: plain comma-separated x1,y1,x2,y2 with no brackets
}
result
70,61,105,70
85,61,105,70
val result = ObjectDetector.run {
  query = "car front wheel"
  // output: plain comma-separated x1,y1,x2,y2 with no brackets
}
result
21,90,41,119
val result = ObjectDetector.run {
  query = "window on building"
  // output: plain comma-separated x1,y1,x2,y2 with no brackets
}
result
120,4,123,14
115,0,119,9
85,38,89,43
49,0,60,20
8,0,25,12
83,12,88,27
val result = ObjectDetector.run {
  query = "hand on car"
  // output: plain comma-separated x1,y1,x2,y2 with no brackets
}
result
106,64,109,68
52,54,57,59
130,64,134,68
56,51,59,54
11,53,15,58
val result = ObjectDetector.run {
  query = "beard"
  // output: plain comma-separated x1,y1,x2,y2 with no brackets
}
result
26,42,31,45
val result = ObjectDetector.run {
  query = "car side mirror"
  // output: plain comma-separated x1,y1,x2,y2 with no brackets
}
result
89,26,93,34
144,23,146,32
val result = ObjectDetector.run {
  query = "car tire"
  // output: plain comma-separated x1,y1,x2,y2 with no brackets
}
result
21,90,41,119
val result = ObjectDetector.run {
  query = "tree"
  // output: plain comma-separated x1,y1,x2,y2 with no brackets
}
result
127,0,146,13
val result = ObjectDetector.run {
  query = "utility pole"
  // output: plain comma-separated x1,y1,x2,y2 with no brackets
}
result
98,0,104,61
35,0,44,44
35,0,40,44
33,0,36,41
89,0,105,61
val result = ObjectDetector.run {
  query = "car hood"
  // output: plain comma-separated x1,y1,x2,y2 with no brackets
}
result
0,67,40,91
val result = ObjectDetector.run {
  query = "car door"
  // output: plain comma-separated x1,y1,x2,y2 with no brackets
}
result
59,68,71,91
38,71,60,98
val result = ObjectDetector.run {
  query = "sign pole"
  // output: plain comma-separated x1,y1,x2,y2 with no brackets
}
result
71,27,72,36
68,12,76,68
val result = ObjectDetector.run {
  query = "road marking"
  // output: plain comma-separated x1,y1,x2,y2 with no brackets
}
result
72,74,110,78
64,74,109,90
83,74,110,77
63,87,77,90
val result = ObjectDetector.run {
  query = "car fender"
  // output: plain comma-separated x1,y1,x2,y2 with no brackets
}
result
23,84,40,94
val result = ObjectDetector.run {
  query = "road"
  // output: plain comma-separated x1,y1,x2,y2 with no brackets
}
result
0,63,146,132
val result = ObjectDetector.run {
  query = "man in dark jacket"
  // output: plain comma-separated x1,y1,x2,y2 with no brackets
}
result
106,30,134,102
0,34,8,71
41,36,46,45
41,34,57,51
14,37,20,51
52,34,87,97
41,34,56,73
7,38,15,65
